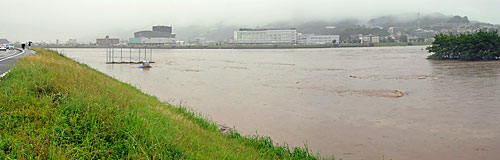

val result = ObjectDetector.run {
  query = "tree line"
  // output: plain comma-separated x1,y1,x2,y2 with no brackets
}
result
427,30,500,61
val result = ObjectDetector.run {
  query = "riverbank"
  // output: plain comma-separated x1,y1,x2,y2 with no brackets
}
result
35,42,431,49
0,48,323,159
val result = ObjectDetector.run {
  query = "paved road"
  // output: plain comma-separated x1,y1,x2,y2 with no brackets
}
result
0,49,33,77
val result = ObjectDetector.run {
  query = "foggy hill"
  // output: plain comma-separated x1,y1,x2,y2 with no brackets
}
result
367,12,451,29
93,12,500,43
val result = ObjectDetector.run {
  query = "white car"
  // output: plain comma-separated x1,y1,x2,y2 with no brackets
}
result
0,46,7,51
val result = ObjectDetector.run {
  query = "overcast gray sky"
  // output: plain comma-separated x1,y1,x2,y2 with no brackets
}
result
2,0,499,42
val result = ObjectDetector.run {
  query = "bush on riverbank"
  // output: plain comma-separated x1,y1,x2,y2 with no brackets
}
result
0,49,324,159
426,30,500,61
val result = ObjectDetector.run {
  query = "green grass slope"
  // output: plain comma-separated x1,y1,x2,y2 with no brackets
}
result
0,49,325,159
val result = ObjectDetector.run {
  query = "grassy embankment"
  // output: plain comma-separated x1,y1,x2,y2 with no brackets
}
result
0,49,325,159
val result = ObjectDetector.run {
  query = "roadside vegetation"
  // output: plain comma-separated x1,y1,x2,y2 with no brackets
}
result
427,30,500,60
0,49,326,159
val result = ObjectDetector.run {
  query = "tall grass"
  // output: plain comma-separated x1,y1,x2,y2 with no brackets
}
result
0,49,326,159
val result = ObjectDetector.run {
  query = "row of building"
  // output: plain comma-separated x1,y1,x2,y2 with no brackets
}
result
233,28,340,45
233,29,384,44
96,25,176,46
129,25,176,45
96,26,342,46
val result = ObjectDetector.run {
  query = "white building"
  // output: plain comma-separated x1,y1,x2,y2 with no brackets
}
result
387,27,405,38
298,34,340,45
66,39,77,45
361,34,380,44
407,36,419,43
234,28,297,44
129,37,176,45
129,25,176,45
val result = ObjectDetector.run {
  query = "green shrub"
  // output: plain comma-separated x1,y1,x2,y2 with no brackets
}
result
427,30,500,61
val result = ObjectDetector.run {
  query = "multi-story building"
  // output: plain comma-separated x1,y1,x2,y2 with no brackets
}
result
361,34,380,44
407,35,420,43
130,37,176,45
298,34,340,45
130,25,176,45
411,29,438,42
233,28,297,44
96,35,119,46
387,27,406,38
67,39,77,45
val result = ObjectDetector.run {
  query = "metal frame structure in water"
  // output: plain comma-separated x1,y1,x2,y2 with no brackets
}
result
106,46,154,64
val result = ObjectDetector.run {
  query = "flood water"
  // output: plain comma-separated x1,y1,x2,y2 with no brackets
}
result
62,46,500,160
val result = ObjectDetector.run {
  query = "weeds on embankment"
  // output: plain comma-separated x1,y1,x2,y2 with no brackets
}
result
0,49,327,159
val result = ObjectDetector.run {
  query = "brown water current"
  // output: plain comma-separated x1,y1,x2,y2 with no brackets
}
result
62,46,500,160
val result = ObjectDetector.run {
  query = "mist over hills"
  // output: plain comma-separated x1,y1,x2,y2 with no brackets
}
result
168,12,498,42
72,12,499,44
367,13,450,28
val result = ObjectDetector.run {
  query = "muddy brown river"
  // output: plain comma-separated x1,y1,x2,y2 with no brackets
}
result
61,46,500,160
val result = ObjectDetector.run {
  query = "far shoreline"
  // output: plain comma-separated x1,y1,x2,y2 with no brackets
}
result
35,42,431,50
